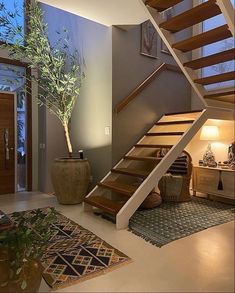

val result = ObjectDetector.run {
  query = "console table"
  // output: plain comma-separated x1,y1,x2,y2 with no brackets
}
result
193,166,235,200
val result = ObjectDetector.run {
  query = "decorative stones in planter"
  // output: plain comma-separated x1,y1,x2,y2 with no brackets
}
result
51,158,91,204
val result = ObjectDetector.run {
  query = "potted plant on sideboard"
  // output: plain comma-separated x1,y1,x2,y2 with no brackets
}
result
0,1,90,204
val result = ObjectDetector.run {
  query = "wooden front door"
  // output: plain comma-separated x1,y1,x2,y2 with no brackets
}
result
0,93,15,195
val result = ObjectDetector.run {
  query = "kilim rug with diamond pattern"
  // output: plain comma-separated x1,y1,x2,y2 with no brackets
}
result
129,197,235,247
10,208,131,290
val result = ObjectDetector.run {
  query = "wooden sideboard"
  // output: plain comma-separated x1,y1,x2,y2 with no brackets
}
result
193,166,235,200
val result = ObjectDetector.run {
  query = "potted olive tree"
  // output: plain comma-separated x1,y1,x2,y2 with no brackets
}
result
0,1,90,204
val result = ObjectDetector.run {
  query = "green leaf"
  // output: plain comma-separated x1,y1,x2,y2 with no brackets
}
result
9,269,14,279
21,280,27,290
16,267,22,275
0,281,8,287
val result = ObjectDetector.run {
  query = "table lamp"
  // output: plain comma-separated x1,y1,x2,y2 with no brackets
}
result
200,125,219,166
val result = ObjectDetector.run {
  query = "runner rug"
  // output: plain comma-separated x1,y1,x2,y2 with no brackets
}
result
129,197,235,247
10,208,131,290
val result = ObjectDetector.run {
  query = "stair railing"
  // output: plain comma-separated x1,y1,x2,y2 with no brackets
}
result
114,63,182,114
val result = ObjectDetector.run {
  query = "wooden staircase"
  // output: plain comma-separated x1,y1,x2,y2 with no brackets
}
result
84,110,209,229
142,0,235,106
84,0,234,229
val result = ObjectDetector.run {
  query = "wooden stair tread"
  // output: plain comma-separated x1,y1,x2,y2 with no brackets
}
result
184,48,235,70
204,90,235,99
135,144,173,148
124,155,162,162
172,25,232,52
156,120,194,125
164,110,202,116
146,132,184,136
160,0,221,33
145,0,183,11
84,196,123,215
112,168,150,178
195,71,235,85
98,181,138,196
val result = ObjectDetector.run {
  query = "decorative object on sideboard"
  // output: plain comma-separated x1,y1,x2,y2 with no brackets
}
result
141,20,158,59
228,141,235,170
217,170,223,190
198,160,204,166
200,125,220,167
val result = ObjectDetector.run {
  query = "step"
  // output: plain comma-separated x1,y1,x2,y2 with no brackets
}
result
98,181,138,197
84,196,123,215
184,49,235,70
156,120,194,125
124,155,162,162
194,71,235,85
112,168,150,178
135,144,174,148
164,110,202,116
159,0,221,33
168,168,188,174
145,0,183,12
172,25,232,52
204,90,235,100
146,132,184,136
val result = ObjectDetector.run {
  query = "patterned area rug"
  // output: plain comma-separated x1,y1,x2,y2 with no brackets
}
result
129,197,235,247
10,209,130,290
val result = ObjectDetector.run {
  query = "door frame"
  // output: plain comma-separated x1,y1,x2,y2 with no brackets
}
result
0,57,32,191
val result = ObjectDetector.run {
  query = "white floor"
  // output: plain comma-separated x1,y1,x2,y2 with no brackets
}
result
0,192,234,293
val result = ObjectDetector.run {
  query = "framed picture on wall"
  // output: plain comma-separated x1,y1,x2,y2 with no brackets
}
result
161,40,171,55
161,9,173,56
141,20,158,59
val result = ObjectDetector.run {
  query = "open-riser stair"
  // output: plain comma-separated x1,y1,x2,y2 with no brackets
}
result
84,0,234,229
141,0,235,107
84,110,210,229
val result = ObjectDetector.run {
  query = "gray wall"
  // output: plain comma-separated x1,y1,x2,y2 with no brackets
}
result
39,4,112,192
38,2,193,192
112,25,192,165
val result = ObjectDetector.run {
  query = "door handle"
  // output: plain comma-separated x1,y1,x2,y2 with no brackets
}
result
4,129,10,161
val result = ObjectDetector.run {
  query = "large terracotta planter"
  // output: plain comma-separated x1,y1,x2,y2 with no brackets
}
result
0,250,43,293
51,158,91,204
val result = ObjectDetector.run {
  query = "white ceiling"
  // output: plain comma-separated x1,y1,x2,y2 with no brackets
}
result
38,0,149,26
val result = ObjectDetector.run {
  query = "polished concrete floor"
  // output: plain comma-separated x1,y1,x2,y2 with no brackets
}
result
0,192,234,292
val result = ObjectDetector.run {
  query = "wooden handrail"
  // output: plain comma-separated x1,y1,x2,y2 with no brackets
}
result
114,63,182,114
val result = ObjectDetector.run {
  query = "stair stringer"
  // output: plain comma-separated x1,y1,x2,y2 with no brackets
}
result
216,0,235,37
116,109,209,229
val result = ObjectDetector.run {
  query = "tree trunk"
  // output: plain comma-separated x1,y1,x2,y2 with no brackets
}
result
63,122,73,157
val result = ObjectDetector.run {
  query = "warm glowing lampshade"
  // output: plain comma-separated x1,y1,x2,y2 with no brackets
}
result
200,126,219,141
